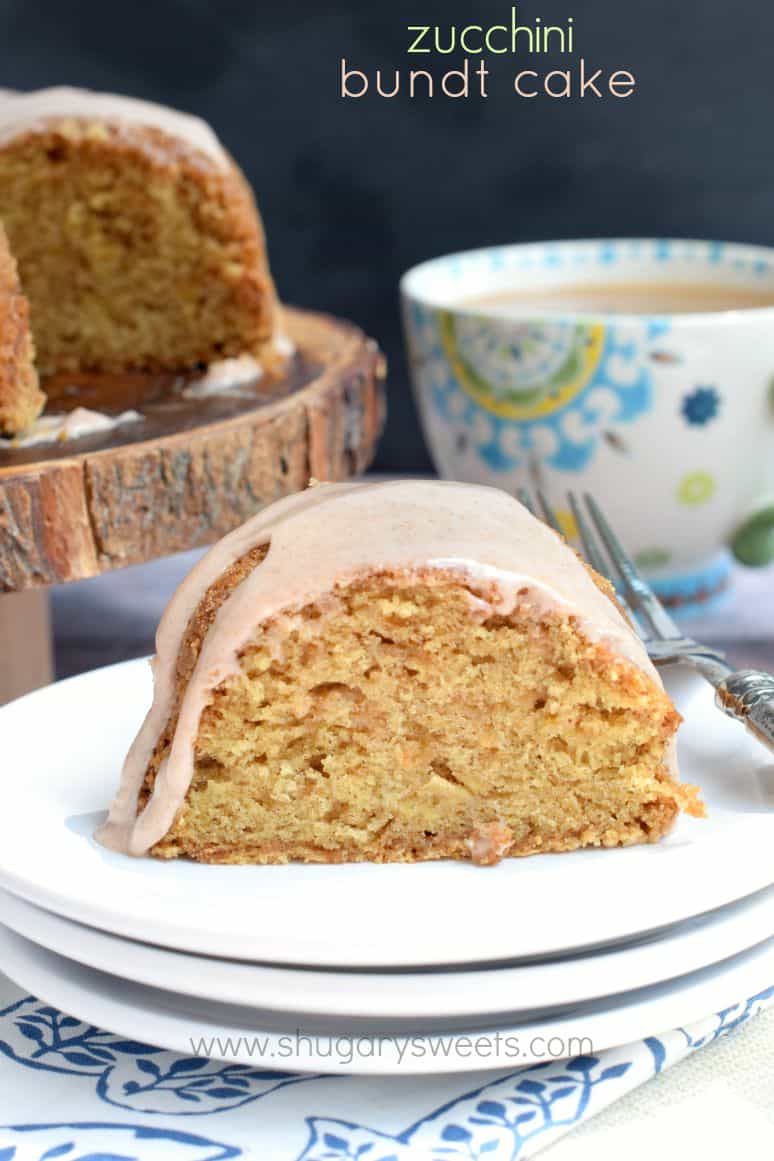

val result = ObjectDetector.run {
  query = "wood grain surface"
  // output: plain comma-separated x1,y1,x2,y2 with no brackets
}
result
0,306,386,592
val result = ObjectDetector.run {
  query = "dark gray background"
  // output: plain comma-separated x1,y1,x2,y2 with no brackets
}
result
0,0,769,470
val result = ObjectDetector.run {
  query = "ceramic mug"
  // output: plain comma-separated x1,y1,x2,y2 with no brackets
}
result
401,238,774,612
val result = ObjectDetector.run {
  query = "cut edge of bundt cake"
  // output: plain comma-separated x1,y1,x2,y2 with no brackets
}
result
0,87,283,434
0,221,44,436
97,481,704,866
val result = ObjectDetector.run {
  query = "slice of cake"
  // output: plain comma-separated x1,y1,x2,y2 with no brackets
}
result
0,222,43,435
0,87,279,425
98,481,702,864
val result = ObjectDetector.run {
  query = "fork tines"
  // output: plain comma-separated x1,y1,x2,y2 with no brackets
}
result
517,487,682,643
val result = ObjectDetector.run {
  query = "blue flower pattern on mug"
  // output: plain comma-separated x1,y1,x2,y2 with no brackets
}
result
408,300,666,474
681,386,720,426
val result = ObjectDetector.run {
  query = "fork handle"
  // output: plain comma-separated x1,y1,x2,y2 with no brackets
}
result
714,669,774,754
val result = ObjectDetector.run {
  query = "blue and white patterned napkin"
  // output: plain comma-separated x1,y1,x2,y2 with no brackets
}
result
0,974,771,1160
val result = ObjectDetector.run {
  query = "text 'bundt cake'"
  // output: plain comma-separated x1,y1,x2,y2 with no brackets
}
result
98,481,703,866
0,87,279,435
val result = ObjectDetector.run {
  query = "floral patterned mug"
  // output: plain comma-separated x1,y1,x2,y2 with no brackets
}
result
401,238,774,612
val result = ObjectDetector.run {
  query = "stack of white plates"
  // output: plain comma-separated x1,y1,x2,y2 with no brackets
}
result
0,658,772,1075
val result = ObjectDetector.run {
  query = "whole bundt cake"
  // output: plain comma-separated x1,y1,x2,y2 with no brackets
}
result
98,480,703,865
0,86,279,433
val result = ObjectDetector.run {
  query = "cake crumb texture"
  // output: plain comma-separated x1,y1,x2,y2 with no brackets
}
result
147,571,700,865
0,221,43,435
0,119,277,379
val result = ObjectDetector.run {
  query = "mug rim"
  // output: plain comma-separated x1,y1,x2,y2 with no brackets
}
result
399,237,774,325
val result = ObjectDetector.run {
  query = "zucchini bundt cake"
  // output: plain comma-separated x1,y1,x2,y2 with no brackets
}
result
0,86,280,435
98,481,702,865
0,222,42,435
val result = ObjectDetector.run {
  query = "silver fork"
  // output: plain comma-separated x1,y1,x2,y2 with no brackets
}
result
518,487,774,754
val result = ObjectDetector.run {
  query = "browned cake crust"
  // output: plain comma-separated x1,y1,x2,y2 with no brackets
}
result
0,118,278,380
0,222,43,435
137,542,270,817
140,546,703,865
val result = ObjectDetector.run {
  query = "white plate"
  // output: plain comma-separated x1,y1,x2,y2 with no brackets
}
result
1,885,772,1021
0,659,772,967
1,923,772,1075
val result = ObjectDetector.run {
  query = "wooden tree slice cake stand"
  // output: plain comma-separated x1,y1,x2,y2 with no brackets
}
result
0,306,386,704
